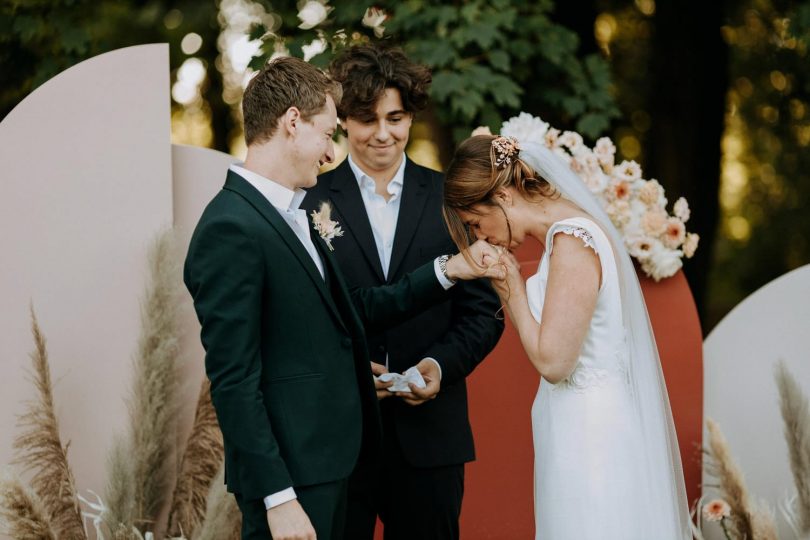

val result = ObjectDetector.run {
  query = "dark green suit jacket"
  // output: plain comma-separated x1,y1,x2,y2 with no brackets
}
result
184,170,447,500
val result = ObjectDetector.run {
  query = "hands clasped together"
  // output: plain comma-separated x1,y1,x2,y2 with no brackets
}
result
373,240,521,406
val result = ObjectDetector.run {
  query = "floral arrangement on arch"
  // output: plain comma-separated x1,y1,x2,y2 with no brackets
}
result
474,112,699,281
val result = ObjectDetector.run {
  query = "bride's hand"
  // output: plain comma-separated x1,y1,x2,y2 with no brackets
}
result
486,249,524,302
445,240,506,281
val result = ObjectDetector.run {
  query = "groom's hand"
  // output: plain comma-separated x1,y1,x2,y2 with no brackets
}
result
446,240,506,281
370,361,394,400
397,358,440,406
266,499,316,540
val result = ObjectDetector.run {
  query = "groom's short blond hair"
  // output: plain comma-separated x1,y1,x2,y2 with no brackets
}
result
242,56,342,146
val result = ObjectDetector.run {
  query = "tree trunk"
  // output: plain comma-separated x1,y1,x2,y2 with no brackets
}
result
647,0,728,328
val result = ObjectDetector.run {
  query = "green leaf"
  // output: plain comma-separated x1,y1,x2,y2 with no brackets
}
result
562,96,586,116
576,112,610,139
431,71,465,101
488,49,510,71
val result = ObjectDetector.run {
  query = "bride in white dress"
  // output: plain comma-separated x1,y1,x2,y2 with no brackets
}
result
442,135,691,539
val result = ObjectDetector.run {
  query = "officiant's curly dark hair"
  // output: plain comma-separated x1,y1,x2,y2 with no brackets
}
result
328,44,431,120
242,56,342,145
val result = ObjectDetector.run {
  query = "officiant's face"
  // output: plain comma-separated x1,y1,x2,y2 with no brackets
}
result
343,88,413,174
291,95,338,188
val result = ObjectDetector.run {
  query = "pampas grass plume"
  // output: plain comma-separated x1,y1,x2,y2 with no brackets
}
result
193,466,240,540
13,307,86,539
167,378,224,538
104,229,183,534
775,360,810,533
0,473,56,540
705,418,778,539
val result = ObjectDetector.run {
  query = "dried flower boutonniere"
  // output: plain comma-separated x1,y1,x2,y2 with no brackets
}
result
310,201,344,251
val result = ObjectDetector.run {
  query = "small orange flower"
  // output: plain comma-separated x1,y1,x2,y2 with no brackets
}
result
663,218,686,249
702,499,731,522
612,180,632,200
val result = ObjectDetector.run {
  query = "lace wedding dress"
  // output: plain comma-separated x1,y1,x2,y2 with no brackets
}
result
528,216,652,539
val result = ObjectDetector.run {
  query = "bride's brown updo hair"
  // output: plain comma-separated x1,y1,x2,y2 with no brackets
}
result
443,135,557,251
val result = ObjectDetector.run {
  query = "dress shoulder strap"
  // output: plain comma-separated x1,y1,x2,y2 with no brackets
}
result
546,217,618,291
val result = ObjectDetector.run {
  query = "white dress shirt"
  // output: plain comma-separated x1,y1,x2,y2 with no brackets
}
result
231,165,324,280
346,156,449,379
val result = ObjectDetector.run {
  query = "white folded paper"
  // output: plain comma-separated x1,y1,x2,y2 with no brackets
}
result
376,366,426,393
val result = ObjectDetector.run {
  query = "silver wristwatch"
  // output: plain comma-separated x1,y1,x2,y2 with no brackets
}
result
438,254,457,284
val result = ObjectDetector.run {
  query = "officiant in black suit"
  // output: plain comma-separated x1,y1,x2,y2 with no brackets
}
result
303,45,504,540
184,57,501,540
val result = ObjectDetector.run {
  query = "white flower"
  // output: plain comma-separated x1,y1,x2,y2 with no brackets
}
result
311,201,344,251
673,197,691,222
298,1,329,30
582,168,608,195
642,241,683,281
683,232,699,258
362,7,387,38
500,112,549,145
471,125,493,137
641,209,668,236
594,137,616,169
615,160,642,183
626,234,655,260
638,179,665,207
606,200,632,227
559,130,584,153
302,38,327,61
702,499,731,522
544,127,561,148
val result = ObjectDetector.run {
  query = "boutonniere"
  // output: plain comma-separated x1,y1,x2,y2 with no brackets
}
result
310,201,344,251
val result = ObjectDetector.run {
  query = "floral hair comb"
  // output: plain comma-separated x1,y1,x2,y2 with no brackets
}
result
492,136,521,169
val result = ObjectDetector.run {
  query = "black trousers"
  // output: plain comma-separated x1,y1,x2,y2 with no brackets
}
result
235,478,348,540
343,428,465,540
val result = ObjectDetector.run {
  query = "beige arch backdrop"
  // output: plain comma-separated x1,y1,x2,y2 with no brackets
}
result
0,44,236,539
703,264,810,539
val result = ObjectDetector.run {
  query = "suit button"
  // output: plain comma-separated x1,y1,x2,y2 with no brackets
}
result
341,338,352,349
377,345,385,353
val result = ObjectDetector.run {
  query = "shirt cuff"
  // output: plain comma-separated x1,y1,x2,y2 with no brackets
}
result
434,257,456,290
423,357,443,380
263,487,297,510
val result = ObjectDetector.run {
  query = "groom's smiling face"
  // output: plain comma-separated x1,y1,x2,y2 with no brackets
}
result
291,95,338,188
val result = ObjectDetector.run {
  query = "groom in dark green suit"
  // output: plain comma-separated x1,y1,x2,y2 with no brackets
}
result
184,57,500,540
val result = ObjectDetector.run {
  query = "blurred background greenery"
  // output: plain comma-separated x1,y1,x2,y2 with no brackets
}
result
2,0,808,333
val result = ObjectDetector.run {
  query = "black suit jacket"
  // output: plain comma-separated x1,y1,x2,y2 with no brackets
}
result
303,158,504,467
184,170,450,499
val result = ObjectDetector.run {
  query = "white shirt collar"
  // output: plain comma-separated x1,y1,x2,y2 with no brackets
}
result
230,164,306,212
347,154,407,197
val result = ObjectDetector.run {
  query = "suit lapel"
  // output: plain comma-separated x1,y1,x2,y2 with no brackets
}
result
310,227,362,333
388,159,430,280
223,171,347,332
327,160,386,282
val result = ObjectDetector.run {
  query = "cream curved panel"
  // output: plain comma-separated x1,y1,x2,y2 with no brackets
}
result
0,44,172,519
703,264,810,539
170,143,238,454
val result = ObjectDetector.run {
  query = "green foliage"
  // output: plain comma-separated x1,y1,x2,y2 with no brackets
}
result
249,0,619,141
0,0,220,123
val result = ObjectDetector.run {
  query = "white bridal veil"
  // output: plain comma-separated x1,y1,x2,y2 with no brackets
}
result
518,141,692,538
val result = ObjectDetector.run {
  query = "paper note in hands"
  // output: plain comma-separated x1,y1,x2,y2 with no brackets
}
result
376,366,426,393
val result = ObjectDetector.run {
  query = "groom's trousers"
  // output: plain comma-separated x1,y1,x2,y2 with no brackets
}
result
234,478,348,540
344,427,465,540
